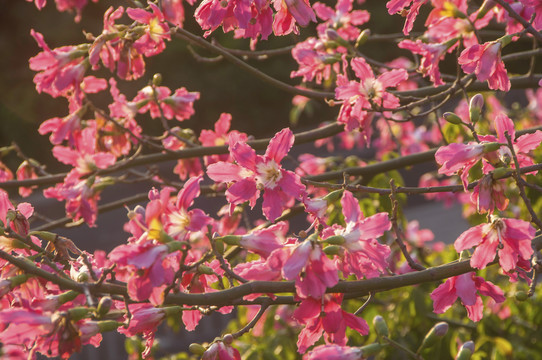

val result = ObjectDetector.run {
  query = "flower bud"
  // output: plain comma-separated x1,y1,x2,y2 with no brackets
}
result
323,235,346,245
515,291,528,301
152,73,162,86
469,94,484,123
443,112,463,125
323,189,343,203
29,231,58,243
189,343,206,355
97,296,113,317
97,320,122,333
68,307,91,321
355,29,371,48
476,0,495,19
418,322,448,351
198,265,215,275
323,245,342,256
217,235,242,246
491,167,509,180
483,142,502,153
360,343,386,357
455,341,475,360
373,315,389,337
222,334,234,345
214,239,225,254
325,29,349,47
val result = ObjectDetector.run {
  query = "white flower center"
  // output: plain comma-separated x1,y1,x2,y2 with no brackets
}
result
361,78,383,100
168,211,191,238
256,160,283,189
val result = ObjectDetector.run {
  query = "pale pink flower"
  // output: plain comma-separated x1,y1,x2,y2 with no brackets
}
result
272,0,316,36
303,344,363,360
458,40,510,91
435,142,488,188
431,272,505,322
199,113,248,165
454,216,535,272
207,128,305,221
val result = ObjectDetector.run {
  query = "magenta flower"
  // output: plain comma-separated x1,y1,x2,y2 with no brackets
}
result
455,216,535,272
0,190,34,237
272,0,316,36
207,128,305,221
291,37,342,85
458,40,510,91
202,341,241,360
335,58,408,134
294,294,368,353
238,221,288,258
431,272,505,322
134,85,199,122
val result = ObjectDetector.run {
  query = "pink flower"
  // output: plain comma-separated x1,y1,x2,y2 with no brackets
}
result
278,240,339,298
335,58,408,135
207,128,305,221
470,174,508,213
322,191,391,279
163,128,204,180
313,0,370,40
294,294,369,353
202,341,241,360
458,40,510,91
386,0,427,35
454,216,535,272
119,304,180,358
134,85,199,122
52,126,117,177
272,0,316,36
199,113,248,166
291,37,342,85
109,241,175,301
238,221,288,258
161,0,196,27
303,345,363,360
0,190,34,237
127,3,171,57
29,30,88,99
398,38,457,86
435,142,488,188
431,272,505,322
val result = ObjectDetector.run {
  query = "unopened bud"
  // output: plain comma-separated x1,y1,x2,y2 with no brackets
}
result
217,235,241,246
360,343,386,357
68,307,90,321
491,167,509,180
77,272,90,283
97,320,122,333
499,34,514,48
355,29,371,48
324,235,346,245
515,291,528,301
214,239,225,254
476,0,495,19
152,73,162,86
325,29,349,47
418,322,448,351
323,245,342,256
373,315,389,337
483,142,502,153
469,94,484,123
323,189,344,203
443,112,463,125
29,231,58,243
198,265,215,275
222,334,234,345
456,341,475,360
97,296,113,316
189,343,206,355
298,230,308,238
